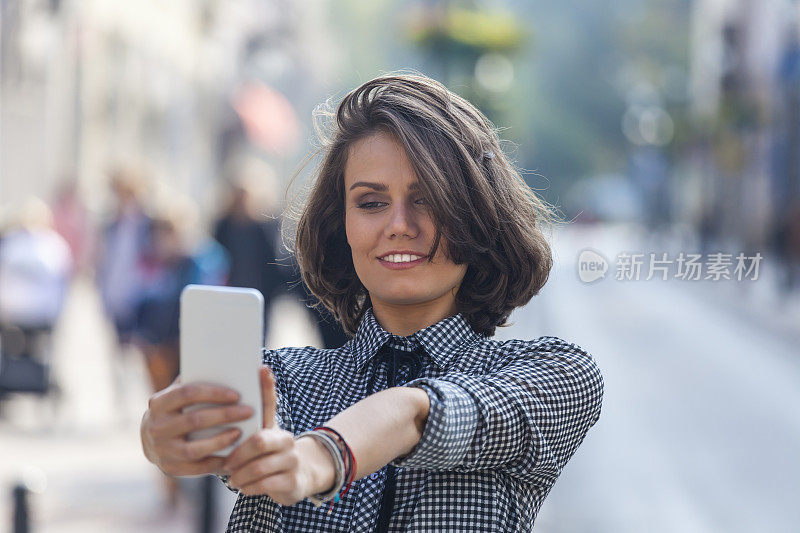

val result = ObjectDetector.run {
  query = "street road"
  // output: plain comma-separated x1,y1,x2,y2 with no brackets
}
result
510,225,800,533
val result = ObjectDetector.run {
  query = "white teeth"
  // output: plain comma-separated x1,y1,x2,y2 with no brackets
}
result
382,254,422,263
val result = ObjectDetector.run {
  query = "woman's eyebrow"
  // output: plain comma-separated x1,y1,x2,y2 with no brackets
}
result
348,181,421,191
349,181,387,191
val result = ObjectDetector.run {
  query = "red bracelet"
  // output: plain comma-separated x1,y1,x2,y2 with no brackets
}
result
314,426,357,499
315,426,356,488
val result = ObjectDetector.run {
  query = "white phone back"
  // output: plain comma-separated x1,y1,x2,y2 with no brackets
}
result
179,284,264,457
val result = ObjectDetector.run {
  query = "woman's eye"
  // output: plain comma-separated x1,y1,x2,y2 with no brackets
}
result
355,199,427,209
357,201,385,209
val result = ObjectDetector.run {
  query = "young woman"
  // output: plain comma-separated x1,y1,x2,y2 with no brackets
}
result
140,73,604,532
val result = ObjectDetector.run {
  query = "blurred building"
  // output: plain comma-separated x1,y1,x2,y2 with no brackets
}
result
1,0,336,220
689,0,799,251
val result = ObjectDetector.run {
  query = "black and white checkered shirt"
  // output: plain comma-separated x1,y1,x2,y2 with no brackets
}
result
219,307,604,532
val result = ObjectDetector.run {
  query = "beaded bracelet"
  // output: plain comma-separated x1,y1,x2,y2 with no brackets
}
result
314,426,357,498
294,430,345,510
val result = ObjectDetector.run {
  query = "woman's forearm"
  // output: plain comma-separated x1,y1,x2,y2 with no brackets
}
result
329,386,430,479
298,386,431,496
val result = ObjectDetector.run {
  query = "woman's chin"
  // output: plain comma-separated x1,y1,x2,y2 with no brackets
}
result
370,292,433,307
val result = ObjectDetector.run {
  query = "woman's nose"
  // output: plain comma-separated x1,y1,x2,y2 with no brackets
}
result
384,202,419,238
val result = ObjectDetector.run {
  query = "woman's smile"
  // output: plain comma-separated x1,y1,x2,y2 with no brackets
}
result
377,250,429,269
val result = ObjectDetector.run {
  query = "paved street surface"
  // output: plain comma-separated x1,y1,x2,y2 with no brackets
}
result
514,224,800,533
2,223,799,532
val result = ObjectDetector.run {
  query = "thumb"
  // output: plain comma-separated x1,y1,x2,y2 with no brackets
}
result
260,366,277,429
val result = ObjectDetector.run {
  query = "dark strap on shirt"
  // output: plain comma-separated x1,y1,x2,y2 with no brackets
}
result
373,344,423,533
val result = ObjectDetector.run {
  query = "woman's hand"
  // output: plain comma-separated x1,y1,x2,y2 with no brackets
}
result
140,375,255,477
222,367,336,506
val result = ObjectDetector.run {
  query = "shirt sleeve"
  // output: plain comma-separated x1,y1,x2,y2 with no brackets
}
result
216,348,295,493
389,337,604,485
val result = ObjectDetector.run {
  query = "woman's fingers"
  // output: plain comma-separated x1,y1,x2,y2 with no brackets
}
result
228,450,298,489
150,382,240,414
224,430,293,472
163,455,228,478
239,471,299,500
155,404,254,439
261,366,277,429
162,427,243,463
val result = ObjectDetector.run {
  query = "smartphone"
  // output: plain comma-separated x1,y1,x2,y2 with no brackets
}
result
179,284,264,457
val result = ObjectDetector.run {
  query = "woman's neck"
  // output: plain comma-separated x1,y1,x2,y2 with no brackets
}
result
370,295,458,337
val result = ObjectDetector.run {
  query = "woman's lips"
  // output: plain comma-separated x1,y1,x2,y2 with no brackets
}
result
377,256,428,270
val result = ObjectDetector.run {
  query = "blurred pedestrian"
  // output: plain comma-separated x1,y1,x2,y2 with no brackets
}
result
133,208,202,508
212,159,284,339
213,156,349,348
278,251,350,349
0,198,72,394
51,178,93,275
134,212,199,394
773,200,800,296
93,167,152,417
95,167,152,349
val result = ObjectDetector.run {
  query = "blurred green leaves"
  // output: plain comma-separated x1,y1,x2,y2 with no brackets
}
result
405,7,529,54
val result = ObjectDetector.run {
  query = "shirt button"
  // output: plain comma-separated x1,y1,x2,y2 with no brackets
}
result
370,472,380,480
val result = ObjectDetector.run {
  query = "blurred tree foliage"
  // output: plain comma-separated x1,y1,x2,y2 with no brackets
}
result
509,0,691,199
328,0,692,202
402,5,528,126
613,1,693,150
406,7,527,53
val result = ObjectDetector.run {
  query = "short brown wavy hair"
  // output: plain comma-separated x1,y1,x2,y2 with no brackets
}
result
287,73,559,337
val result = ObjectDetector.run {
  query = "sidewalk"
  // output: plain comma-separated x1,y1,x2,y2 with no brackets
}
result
0,276,320,532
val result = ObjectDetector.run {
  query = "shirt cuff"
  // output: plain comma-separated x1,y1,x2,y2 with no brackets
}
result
389,378,478,469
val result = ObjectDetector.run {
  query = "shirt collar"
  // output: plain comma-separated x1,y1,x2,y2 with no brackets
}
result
350,307,484,372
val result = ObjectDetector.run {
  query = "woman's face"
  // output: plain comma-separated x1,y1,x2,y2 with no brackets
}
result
344,130,467,313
